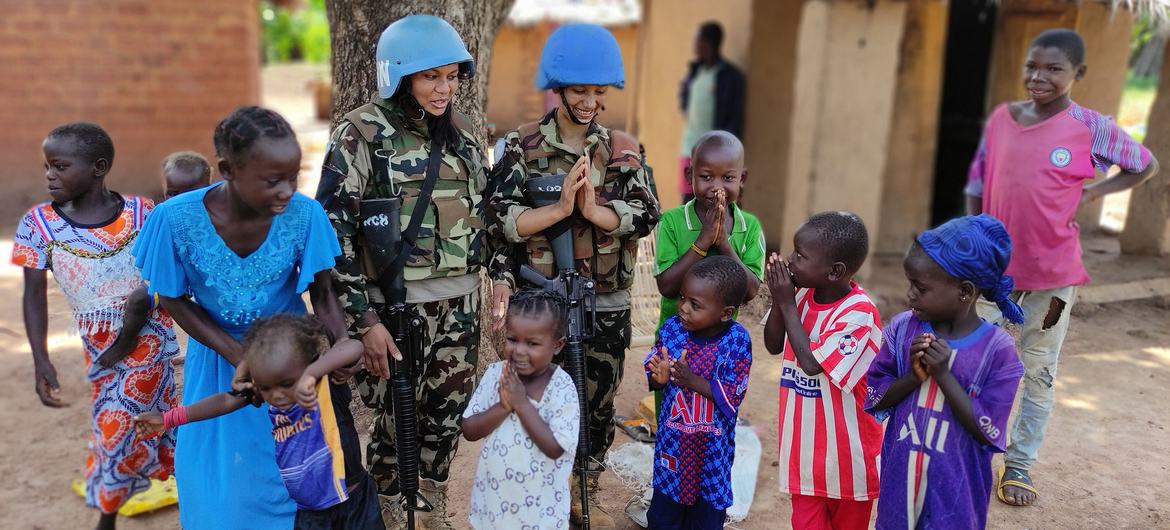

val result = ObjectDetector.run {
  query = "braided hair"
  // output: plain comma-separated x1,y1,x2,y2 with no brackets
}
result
212,106,296,166
242,314,325,367
507,289,569,338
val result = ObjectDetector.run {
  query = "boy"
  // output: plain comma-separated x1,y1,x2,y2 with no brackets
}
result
966,29,1158,506
161,151,211,200
764,211,883,529
645,255,752,529
656,130,764,331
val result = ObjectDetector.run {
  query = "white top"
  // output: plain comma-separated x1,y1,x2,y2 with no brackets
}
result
465,362,580,529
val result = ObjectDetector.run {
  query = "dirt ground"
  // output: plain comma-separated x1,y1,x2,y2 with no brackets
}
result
2,239,1169,530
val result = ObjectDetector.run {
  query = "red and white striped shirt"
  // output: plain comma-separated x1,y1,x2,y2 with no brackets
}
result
773,282,884,501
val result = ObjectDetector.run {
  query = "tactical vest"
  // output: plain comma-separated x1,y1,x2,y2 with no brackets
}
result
342,103,488,282
514,121,644,293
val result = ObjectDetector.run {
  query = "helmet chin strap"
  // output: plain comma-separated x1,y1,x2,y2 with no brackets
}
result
558,89,597,126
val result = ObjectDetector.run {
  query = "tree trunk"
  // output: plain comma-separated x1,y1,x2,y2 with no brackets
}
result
1121,36,1170,256
326,0,515,138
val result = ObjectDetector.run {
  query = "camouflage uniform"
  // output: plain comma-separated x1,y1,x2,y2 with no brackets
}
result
489,110,659,463
317,98,513,496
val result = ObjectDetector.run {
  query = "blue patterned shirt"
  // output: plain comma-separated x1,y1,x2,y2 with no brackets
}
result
644,316,752,509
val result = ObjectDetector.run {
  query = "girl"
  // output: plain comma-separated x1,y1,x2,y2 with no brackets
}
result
462,290,580,530
134,106,346,530
14,122,179,530
134,315,382,529
489,23,660,528
865,215,1026,529
317,15,514,528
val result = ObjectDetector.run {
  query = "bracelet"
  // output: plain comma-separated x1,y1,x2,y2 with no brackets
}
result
163,406,189,430
690,242,709,257
149,292,160,312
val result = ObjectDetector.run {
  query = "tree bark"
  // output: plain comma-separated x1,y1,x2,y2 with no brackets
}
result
1121,36,1170,256
326,0,515,137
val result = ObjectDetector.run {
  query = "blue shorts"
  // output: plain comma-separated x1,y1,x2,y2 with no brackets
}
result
647,489,727,530
293,474,384,530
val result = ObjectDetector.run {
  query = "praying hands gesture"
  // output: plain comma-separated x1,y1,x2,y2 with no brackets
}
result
765,253,797,308
498,360,527,412
909,333,934,382
696,189,729,252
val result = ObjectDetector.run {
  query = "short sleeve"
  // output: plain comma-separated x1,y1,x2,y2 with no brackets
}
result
968,332,1024,452
739,214,765,280
654,210,683,276
11,209,51,269
463,362,502,418
965,134,988,198
544,368,580,456
133,202,190,298
1083,109,1152,174
811,303,882,393
295,197,342,293
711,324,752,420
864,312,910,421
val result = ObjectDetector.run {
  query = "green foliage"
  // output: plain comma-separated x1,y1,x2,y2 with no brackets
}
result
260,0,330,64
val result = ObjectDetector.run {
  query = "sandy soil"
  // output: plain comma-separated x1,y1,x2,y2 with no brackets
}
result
2,245,1169,530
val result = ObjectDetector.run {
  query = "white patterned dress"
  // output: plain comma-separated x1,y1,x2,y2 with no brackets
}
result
11,196,179,513
464,362,580,529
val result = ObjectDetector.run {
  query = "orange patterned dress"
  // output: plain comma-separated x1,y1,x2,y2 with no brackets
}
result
12,196,178,513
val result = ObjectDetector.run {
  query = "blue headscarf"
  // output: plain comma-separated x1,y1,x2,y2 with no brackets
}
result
916,214,1026,324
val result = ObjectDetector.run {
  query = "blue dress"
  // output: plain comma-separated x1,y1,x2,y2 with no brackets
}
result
133,184,341,530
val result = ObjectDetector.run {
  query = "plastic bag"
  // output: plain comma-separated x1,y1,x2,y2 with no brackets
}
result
71,476,178,516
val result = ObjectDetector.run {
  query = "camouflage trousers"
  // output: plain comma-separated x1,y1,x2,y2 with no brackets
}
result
555,308,631,465
355,289,480,496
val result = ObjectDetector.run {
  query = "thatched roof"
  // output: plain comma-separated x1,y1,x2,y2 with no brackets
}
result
506,0,641,27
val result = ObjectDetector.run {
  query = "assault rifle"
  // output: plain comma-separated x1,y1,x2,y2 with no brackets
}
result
520,173,597,530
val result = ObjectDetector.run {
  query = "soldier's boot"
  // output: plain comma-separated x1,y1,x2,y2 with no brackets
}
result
417,479,456,530
379,494,407,529
570,471,616,529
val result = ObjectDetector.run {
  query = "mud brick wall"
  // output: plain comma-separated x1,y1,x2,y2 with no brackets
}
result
0,0,259,226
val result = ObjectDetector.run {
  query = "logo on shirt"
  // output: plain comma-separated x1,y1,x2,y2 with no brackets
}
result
1050,147,1072,168
838,334,860,356
665,390,721,435
781,365,822,398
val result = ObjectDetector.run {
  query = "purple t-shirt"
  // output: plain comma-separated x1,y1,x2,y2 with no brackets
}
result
644,316,752,509
865,312,1023,529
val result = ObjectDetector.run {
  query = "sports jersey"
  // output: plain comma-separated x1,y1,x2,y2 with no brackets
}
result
966,102,1152,290
773,282,883,501
865,312,1023,529
644,316,752,510
270,378,352,511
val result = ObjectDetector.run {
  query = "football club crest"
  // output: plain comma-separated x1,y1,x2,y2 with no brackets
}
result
1050,147,1072,168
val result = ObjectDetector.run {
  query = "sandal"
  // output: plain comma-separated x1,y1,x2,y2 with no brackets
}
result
997,466,1039,506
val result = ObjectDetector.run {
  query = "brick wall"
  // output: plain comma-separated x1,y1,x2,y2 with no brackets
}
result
0,0,260,228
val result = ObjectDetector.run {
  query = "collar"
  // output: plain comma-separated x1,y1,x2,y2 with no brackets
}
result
537,109,608,157
683,199,747,234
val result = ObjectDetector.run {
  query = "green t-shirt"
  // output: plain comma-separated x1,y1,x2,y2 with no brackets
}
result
655,200,766,331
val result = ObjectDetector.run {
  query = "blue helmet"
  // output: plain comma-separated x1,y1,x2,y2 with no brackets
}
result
535,23,625,90
375,15,475,99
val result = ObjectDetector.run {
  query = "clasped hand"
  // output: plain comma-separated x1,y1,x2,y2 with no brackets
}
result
910,333,952,382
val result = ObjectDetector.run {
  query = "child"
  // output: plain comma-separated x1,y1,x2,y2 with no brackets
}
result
763,211,883,529
965,28,1158,506
134,106,344,529
644,255,752,529
655,130,764,330
14,122,179,530
462,290,581,529
161,151,212,200
134,314,382,529
864,215,1025,529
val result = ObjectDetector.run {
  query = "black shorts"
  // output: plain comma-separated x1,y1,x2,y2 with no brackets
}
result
294,474,385,530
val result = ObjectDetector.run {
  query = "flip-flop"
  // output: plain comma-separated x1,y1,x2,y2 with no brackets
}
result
614,415,655,443
996,466,1039,506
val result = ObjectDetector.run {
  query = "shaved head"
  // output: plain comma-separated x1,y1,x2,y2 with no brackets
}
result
691,130,744,164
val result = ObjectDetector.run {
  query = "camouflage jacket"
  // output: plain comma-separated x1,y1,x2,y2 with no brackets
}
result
318,99,514,334
489,110,660,293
